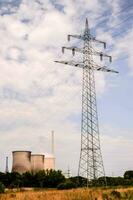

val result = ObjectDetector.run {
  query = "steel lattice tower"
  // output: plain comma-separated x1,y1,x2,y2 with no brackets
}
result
55,19,118,185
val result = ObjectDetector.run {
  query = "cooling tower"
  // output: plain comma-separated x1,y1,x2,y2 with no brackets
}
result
31,154,44,173
44,155,55,170
12,151,31,174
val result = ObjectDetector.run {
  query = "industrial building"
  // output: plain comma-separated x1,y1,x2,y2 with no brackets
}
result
12,151,31,174
12,151,55,174
12,132,55,174
31,154,45,173
44,154,55,170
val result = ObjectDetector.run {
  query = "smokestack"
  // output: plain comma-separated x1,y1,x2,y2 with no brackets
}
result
5,156,9,173
51,130,54,155
44,131,55,170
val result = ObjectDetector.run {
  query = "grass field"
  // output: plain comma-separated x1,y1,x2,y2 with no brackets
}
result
0,187,133,200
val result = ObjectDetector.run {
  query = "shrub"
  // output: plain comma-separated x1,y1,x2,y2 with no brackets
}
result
124,171,133,180
57,181,77,190
102,193,109,200
9,193,16,198
45,169,65,188
0,182,5,193
110,190,121,199
69,176,87,187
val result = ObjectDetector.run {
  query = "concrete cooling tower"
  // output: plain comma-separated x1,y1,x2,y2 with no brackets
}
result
12,151,31,174
31,154,44,173
44,155,55,170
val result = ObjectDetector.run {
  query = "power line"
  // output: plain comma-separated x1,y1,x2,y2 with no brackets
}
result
95,2,133,28
96,16,133,52
112,26,133,38
104,12,133,33
93,2,133,40
112,2,133,16
104,29,133,55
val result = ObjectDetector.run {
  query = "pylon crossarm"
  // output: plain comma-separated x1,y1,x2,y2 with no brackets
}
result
92,64,118,73
62,46,112,62
62,46,83,55
62,46,93,55
68,34,83,41
91,37,106,49
92,49,112,62
55,60,83,68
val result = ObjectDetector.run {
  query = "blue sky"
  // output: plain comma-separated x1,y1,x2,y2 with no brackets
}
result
0,0,132,177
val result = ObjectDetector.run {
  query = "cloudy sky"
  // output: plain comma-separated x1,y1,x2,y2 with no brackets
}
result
0,0,133,177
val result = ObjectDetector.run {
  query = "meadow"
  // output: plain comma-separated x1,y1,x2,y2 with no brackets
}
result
0,187,133,200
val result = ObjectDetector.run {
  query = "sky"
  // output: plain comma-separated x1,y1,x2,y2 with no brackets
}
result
0,0,133,177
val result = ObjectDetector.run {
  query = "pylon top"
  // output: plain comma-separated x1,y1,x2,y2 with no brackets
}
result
55,18,118,74
85,18,88,29
85,18,89,33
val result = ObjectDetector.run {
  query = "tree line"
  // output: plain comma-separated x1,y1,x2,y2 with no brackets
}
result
0,169,65,189
0,169,133,192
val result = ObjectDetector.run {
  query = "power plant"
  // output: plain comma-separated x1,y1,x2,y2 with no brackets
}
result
12,151,31,174
44,155,55,170
12,151,55,174
31,154,45,173
12,132,55,174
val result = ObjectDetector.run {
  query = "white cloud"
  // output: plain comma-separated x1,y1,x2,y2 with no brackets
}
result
101,134,133,176
0,0,132,177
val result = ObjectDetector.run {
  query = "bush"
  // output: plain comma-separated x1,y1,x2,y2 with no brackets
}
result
110,190,121,199
102,193,109,200
57,181,77,190
69,176,87,187
45,169,65,188
124,171,133,180
0,182,5,193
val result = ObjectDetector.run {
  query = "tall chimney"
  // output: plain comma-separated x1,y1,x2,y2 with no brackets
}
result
51,130,54,155
5,156,9,173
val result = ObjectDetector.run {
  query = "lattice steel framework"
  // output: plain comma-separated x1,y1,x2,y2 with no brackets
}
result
55,19,118,185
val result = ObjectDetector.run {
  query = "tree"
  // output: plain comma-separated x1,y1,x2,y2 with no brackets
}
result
45,169,65,188
22,172,35,187
35,170,46,188
124,171,133,180
57,180,77,190
0,182,5,193
69,176,87,187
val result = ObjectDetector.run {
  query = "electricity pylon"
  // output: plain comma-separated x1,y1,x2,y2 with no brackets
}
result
55,19,118,186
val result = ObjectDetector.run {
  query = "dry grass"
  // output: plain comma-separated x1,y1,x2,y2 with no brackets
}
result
0,187,133,200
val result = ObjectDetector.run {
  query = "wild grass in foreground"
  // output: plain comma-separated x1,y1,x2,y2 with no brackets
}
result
0,187,133,200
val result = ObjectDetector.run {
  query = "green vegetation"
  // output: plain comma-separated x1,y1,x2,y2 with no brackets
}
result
0,170,133,190
57,180,77,190
0,182,5,193
0,169,65,189
95,175,133,187
124,170,133,180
